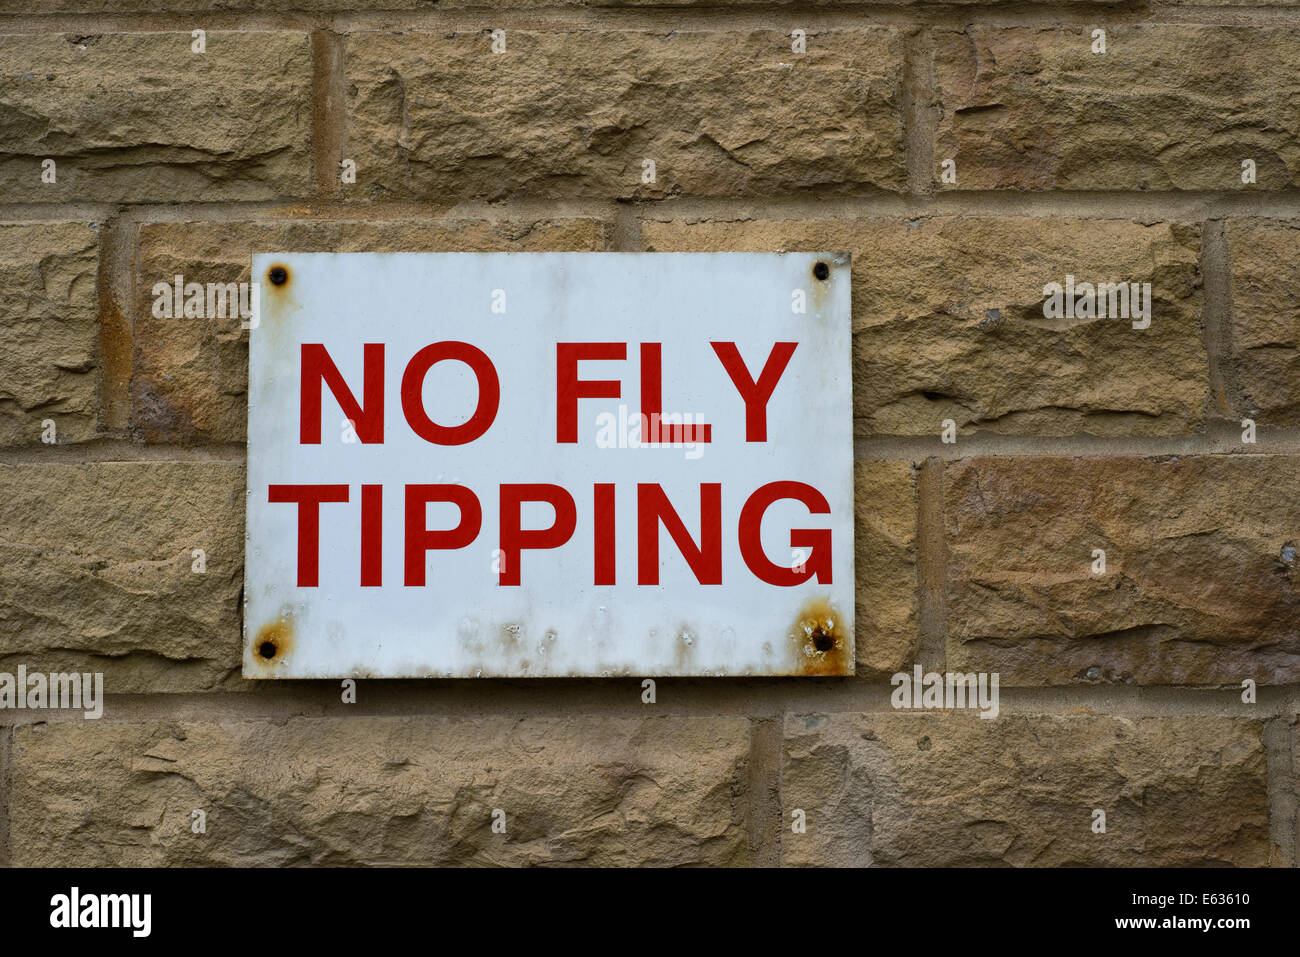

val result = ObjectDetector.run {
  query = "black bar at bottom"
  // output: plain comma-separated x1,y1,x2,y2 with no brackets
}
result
0,866,1280,943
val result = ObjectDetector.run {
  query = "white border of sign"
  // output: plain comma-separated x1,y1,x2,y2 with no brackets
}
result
244,252,854,678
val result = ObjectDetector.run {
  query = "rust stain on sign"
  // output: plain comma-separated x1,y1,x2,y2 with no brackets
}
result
248,610,295,674
260,262,296,321
787,595,852,676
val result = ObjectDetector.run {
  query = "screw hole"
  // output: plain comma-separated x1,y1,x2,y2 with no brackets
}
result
812,631,835,652
812,261,830,281
268,266,288,286
258,641,277,660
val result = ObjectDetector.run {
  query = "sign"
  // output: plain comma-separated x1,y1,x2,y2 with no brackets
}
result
243,252,855,678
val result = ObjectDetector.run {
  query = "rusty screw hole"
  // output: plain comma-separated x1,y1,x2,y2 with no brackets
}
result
268,266,288,286
812,630,835,653
812,261,830,281
258,641,277,660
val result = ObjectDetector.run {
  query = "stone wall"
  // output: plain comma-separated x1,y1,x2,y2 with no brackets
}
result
0,0,1297,866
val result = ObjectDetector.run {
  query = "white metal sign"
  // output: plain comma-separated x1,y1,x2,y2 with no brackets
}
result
244,252,854,678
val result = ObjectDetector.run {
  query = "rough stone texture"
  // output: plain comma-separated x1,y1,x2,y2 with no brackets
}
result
132,218,608,444
1291,716,1300,866
933,26,1300,190
945,455,1300,685
344,29,906,201
0,223,100,446
0,32,312,202
9,715,753,866
782,712,1270,866
0,462,244,693
854,461,918,676
642,216,1205,436
17,0,1121,8
1226,219,1300,425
